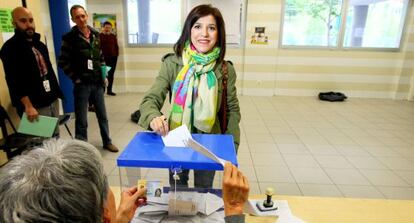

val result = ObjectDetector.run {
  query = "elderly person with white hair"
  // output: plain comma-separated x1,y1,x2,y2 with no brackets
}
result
0,139,145,223
0,139,249,223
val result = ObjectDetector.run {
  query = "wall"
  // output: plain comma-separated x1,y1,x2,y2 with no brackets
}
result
244,0,414,99
0,0,21,165
0,1,20,111
86,0,414,100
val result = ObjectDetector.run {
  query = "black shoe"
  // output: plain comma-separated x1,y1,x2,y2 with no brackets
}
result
107,92,116,96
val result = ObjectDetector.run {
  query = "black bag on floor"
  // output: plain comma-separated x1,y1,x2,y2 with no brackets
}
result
318,92,347,102
131,109,141,123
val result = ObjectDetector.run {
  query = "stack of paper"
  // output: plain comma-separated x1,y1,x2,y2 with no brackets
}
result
244,199,306,223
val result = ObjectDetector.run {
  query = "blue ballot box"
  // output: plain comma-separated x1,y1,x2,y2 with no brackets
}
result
117,132,238,171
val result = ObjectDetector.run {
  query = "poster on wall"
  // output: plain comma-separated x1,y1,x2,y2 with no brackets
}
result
92,13,116,34
0,8,13,33
250,27,268,45
0,8,14,42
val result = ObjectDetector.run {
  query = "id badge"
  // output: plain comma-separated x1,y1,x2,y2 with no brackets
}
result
43,80,51,92
87,59,93,70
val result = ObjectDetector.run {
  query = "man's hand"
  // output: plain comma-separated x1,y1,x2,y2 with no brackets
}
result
104,78,108,87
25,106,39,122
149,115,169,136
222,162,249,217
116,186,147,223
20,96,38,122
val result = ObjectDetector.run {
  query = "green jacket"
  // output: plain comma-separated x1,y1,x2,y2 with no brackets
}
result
139,53,241,150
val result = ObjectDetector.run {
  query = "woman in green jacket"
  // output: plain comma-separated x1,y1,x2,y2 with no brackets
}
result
138,4,241,189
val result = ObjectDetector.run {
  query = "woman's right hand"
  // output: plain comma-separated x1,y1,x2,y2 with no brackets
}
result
150,115,169,136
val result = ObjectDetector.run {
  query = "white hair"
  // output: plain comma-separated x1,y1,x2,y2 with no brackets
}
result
0,139,108,223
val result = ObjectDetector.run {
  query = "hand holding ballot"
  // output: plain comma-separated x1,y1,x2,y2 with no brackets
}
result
222,162,250,217
150,115,169,136
116,186,147,223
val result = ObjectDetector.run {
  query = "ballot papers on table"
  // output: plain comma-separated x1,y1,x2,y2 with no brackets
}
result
117,126,237,170
17,113,58,137
244,199,307,223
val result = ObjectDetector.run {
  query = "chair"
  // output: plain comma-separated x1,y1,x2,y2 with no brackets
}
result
58,114,73,139
0,105,32,160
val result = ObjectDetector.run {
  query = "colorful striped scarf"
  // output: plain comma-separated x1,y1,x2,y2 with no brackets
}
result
170,43,220,132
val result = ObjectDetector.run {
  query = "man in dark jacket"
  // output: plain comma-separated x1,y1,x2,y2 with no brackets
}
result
0,7,62,126
100,21,119,96
58,5,118,152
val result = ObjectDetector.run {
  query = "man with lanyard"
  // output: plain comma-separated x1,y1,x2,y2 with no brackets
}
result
0,7,62,132
58,5,118,152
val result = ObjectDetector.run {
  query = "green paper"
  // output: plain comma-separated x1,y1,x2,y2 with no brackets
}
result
18,113,58,137
101,65,111,79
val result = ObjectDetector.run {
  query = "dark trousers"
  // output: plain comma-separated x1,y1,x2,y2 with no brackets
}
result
73,83,111,145
169,169,216,189
105,56,118,93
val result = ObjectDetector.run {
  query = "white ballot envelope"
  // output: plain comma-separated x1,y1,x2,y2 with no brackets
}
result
162,125,192,147
162,124,227,166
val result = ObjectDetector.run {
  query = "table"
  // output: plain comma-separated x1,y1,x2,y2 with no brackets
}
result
246,195,414,223
110,188,414,223
110,187,414,223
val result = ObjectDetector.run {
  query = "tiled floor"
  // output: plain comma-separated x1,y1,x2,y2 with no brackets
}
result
15,93,414,200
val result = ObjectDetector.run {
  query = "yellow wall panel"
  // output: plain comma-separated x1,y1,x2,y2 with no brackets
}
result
244,64,277,73
124,47,171,55
126,77,158,85
243,80,274,89
275,81,398,91
125,62,162,70
277,65,396,76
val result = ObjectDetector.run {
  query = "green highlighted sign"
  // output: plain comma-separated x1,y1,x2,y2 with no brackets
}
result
0,9,13,33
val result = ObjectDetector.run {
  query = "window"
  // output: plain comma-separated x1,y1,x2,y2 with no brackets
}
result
126,0,181,44
282,0,342,47
282,0,409,49
343,0,408,48
125,0,245,46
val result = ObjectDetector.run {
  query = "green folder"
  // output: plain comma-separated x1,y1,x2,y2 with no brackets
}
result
18,113,58,137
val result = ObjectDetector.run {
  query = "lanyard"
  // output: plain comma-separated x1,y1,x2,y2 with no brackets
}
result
32,47,48,79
